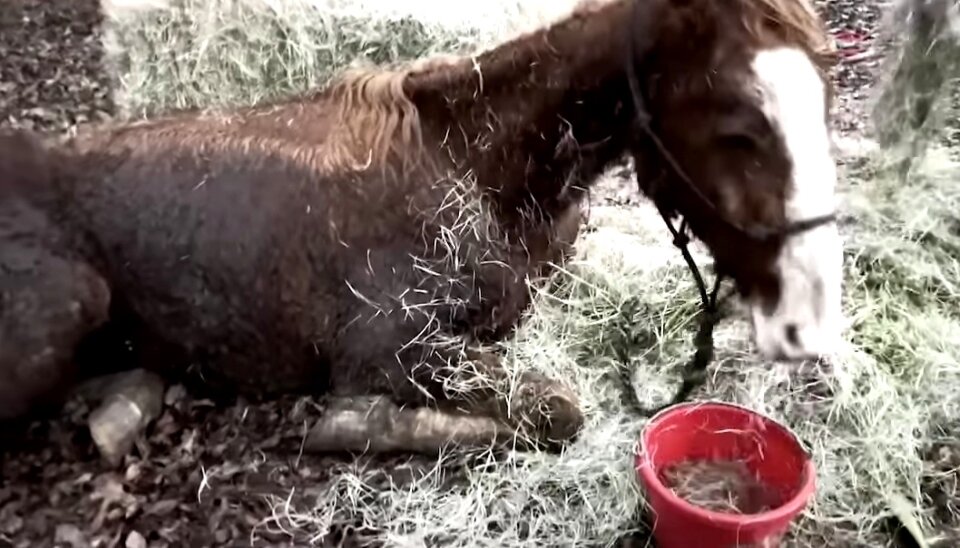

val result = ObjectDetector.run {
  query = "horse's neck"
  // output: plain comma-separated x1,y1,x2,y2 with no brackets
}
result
407,0,635,225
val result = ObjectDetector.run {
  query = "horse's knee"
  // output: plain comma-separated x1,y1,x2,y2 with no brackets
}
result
0,250,111,420
543,381,585,443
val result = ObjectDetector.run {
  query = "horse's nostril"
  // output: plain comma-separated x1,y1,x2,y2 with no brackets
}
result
784,323,800,347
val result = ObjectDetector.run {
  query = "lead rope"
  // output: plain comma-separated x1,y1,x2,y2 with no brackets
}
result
618,18,731,416
614,209,731,417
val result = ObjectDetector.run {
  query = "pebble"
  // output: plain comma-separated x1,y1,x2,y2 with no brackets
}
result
125,530,147,548
54,524,90,548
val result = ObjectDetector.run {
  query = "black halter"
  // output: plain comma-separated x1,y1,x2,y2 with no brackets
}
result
618,17,837,415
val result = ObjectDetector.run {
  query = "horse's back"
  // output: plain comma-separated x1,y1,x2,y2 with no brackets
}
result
53,110,439,393
55,119,326,378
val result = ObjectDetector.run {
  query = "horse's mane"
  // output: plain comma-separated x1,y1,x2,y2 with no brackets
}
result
322,0,618,174
326,65,425,174
321,0,836,173
326,51,481,175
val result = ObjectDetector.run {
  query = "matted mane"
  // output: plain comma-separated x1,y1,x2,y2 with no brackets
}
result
323,0,616,175
326,54,472,175
327,66,425,174
322,0,836,174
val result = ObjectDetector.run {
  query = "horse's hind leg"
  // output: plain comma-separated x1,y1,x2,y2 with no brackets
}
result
0,243,111,420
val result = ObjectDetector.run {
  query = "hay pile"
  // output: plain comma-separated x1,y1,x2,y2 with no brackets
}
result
101,0,577,118
4,0,955,546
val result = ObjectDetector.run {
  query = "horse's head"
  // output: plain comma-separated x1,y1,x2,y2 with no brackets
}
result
627,0,842,361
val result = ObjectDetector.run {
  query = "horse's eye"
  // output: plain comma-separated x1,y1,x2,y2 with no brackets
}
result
717,133,759,152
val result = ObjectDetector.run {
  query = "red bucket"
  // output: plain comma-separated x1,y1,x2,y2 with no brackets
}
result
635,401,816,548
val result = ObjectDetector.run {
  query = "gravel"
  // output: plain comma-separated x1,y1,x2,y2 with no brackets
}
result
0,0,114,133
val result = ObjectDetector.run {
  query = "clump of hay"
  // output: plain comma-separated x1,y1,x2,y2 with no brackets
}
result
102,0,480,117
870,0,960,173
102,1,960,545
662,460,779,514
101,0,579,118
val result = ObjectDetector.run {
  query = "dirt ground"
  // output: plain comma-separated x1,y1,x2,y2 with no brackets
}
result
0,0,956,547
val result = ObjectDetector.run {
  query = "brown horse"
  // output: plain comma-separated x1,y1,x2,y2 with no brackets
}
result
0,0,843,453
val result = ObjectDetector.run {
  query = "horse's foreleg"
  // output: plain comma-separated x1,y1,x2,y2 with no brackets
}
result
330,283,584,452
306,348,584,455
304,395,508,454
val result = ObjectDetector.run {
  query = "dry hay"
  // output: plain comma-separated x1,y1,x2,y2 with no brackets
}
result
100,0,582,118
99,1,960,546
661,459,780,515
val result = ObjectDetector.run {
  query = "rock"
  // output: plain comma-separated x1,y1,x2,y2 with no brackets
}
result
163,384,187,407
125,530,147,548
88,370,166,466
54,524,90,548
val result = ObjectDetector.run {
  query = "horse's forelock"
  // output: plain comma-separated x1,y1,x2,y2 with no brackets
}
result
736,0,837,71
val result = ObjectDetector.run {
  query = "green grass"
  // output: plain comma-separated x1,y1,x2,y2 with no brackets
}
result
102,1,960,545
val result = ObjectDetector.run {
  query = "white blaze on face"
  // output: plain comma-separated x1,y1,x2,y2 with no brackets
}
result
748,47,844,361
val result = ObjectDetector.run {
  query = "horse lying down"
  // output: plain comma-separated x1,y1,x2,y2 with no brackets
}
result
0,0,843,458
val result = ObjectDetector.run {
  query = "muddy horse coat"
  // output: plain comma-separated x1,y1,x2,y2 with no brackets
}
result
0,0,842,451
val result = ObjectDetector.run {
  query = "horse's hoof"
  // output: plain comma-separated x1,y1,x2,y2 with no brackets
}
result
512,375,584,449
541,384,585,444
